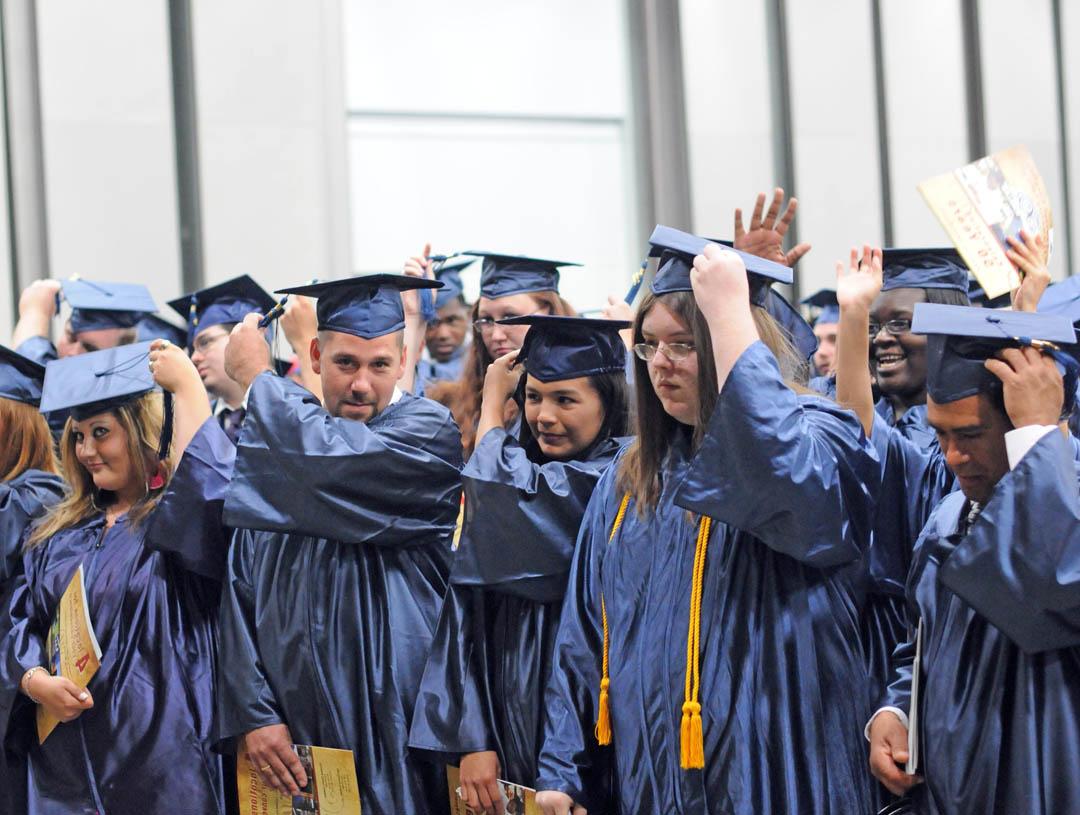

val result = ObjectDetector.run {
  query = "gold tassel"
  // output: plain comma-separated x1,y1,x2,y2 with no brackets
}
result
680,517,711,771
595,495,631,747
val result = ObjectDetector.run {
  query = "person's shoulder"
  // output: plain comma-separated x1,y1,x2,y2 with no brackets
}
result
387,391,457,427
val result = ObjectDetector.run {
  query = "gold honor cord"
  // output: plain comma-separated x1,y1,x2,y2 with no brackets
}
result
594,493,712,770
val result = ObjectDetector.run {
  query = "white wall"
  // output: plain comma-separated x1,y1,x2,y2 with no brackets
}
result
980,0,1069,280
881,0,970,247
342,0,637,312
191,0,352,296
680,0,777,240
0,52,13,342
786,0,884,294
1063,0,1080,280
35,0,182,310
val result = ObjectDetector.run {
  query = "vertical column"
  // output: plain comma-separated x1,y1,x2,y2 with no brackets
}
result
168,0,205,294
0,0,50,304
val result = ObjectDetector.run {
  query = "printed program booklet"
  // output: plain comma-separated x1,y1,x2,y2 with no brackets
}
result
238,745,361,815
447,764,539,815
918,144,1053,300
36,563,102,744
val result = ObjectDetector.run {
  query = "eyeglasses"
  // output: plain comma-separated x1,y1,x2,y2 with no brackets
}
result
868,319,912,338
192,331,229,354
472,310,549,334
428,314,466,330
632,341,696,362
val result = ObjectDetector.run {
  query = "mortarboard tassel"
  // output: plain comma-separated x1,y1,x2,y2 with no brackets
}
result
595,493,631,746
624,259,648,305
158,390,174,462
680,515,711,770
186,295,199,354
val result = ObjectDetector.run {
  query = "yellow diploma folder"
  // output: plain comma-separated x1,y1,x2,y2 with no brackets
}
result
238,745,361,815
446,764,540,815
918,144,1053,300
36,563,102,744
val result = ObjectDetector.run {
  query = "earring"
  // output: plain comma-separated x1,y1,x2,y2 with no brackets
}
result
147,463,166,491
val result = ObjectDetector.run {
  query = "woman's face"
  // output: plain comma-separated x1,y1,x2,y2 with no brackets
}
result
524,375,606,460
476,294,549,359
72,412,138,495
869,288,928,403
641,301,700,426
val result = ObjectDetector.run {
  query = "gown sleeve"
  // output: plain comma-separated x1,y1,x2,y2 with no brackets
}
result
674,341,878,568
214,530,284,749
450,430,621,603
938,428,1080,653
0,473,64,586
13,336,57,366
408,583,499,759
535,470,616,810
144,417,236,581
223,373,462,547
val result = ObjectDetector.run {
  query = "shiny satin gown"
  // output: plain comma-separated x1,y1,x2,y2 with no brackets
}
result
409,428,627,786
0,418,235,814
537,342,880,814
216,375,462,815
884,428,1080,814
416,345,466,395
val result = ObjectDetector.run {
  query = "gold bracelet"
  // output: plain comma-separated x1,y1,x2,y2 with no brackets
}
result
20,666,46,703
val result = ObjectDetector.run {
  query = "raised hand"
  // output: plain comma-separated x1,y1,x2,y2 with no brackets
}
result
835,245,883,315
734,188,811,267
402,241,435,321
224,313,273,391
483,349,523,404
1006,230,1051,312
149,339,203,396
985,345,1065,428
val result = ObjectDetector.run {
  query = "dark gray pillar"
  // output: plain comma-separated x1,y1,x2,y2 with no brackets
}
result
168,0,204,293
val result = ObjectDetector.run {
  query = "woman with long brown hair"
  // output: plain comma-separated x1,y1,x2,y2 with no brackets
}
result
0,346,63,588
426,252,577,458
0,339,235,814
535,227,880,815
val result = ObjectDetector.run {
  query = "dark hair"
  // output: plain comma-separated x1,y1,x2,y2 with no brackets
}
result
516,369,631,461
616,290,804,512
426,291,577,458
925,288,971,307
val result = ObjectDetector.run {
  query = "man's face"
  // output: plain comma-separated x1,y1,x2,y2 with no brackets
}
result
927,392,1011,504
311,330,407,421
869,288,928,401
59,322,135,357
190,324,232,398
812,321,838,376
424,300,469,362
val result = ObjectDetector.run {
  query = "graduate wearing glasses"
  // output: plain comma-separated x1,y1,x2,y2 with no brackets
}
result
535,228,880,815
410,316,631,813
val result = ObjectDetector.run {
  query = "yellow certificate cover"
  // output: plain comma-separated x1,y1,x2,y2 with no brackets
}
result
918,144,1053,299
36,563,102,744
446,764,539,815
238,745,361,815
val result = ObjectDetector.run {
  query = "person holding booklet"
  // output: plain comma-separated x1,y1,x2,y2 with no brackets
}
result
409,315,631,813
535,228,880,815
214,274,463,815
0,338,235,814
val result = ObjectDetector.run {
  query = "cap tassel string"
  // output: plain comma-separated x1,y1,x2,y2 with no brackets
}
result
680,515,711,770
595,493,630,746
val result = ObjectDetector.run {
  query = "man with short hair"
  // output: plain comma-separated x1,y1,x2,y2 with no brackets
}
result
216,274,462,815
867,303,1080,813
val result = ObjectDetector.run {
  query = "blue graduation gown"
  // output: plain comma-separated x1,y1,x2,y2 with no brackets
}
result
875,398,937,453
0,418,235,814
417,345,467,395
884,428,1080,814
13,338,57,368
409,429,627,786
0,471,65,588
537,341,880,814
216,374,462,815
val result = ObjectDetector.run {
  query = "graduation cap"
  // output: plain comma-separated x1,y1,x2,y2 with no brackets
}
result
62,279,158,334
276,273,442,340
431,257,475,310
39,341,158,420
1037,275,1080,323
499,315,629,382
0,344,47,406
912,303,1077,404
881,248,969,293
646,225,793,306
167,275,277,348
800,288,840,324
461,251,580,300
136,314,188,347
